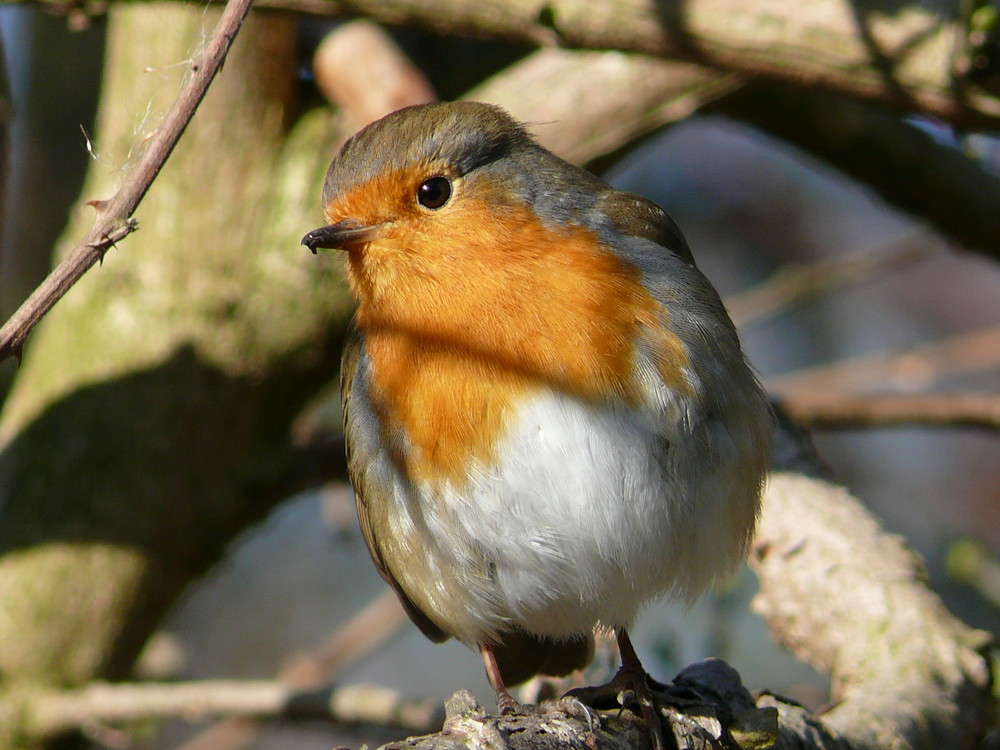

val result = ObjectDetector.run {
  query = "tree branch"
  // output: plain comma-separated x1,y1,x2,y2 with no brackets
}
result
163,0,1000,128
466,48,741,166
726,235,932,328
709,83,1000,261
767,325,1000,395
1,680,444,741
312,19,437,128
0,0,255,362
173,591,408,750
752,472,995,749
776,391,1000,431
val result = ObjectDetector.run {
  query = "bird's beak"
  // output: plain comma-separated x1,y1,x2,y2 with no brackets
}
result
301,219,384,254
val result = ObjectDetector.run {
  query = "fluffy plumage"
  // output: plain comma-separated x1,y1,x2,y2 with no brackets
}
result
305,101,771,689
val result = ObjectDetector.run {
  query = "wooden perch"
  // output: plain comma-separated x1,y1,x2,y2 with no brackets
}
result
753,472,995,748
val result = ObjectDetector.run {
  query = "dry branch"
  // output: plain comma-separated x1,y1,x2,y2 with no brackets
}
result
12,0,998,126
176,591,408,750
767,325,1000,395
312,20,437,129
753,472,995,749
466,49,741,166
2,681,443,739
212,0,999,128
0,0,254,362
726,238,932,328
776,391,1000,431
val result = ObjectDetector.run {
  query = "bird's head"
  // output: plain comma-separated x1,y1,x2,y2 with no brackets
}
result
302,102,621,317
301,101,677,399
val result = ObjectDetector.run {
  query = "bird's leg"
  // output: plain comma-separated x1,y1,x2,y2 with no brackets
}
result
615,628,667,750
566,629,667,750
480,643,520,715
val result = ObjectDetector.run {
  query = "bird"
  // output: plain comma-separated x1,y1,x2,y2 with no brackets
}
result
302,100,771,746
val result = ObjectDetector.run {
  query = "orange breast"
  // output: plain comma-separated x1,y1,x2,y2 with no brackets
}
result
350,197,690,487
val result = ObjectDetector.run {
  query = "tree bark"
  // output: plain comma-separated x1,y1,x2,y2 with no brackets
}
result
58,0,1000,127
6,0,997,125
0,0,349,696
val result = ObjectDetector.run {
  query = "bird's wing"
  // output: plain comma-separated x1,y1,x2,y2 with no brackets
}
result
594,189,696,267
341,323,449,643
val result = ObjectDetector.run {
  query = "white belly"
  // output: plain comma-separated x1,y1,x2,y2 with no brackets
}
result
362,386,755,645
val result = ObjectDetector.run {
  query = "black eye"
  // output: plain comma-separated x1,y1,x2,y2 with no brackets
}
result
417,176,452,209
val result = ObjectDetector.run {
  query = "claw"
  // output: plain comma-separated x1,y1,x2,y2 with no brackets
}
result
551,695,601,731
564,629,667,750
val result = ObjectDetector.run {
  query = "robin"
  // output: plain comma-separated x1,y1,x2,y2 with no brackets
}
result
302,101,771,747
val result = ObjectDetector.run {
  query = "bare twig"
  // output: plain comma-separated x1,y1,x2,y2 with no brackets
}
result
174,592,408,750
0,0,255,362
8,680,443,739
727,236,931,328
776,391,1000,431
766,325,1000,396
280,589,408,686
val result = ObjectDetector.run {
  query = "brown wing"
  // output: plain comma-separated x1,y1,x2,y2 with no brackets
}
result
595,190,696,267
341,324,449,643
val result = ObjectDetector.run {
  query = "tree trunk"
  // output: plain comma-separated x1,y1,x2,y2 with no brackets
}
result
0,0,350,709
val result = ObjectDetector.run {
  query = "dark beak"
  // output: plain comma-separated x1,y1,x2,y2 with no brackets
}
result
301,220,383,254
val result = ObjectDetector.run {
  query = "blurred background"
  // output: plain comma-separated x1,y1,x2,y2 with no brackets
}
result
2,3,1000,749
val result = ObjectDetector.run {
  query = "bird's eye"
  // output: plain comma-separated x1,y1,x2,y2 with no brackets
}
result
417,176,452,209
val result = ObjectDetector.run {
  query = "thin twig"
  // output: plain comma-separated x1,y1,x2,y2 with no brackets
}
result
766,325,1000,395
13,680,443,740
174,590,408,750
280,589,408,686
777,391,1000,431
0,0,255,362
727,236,931,328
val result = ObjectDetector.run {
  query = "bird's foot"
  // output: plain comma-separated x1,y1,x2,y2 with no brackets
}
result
569,667,761,750
566,664,669,750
